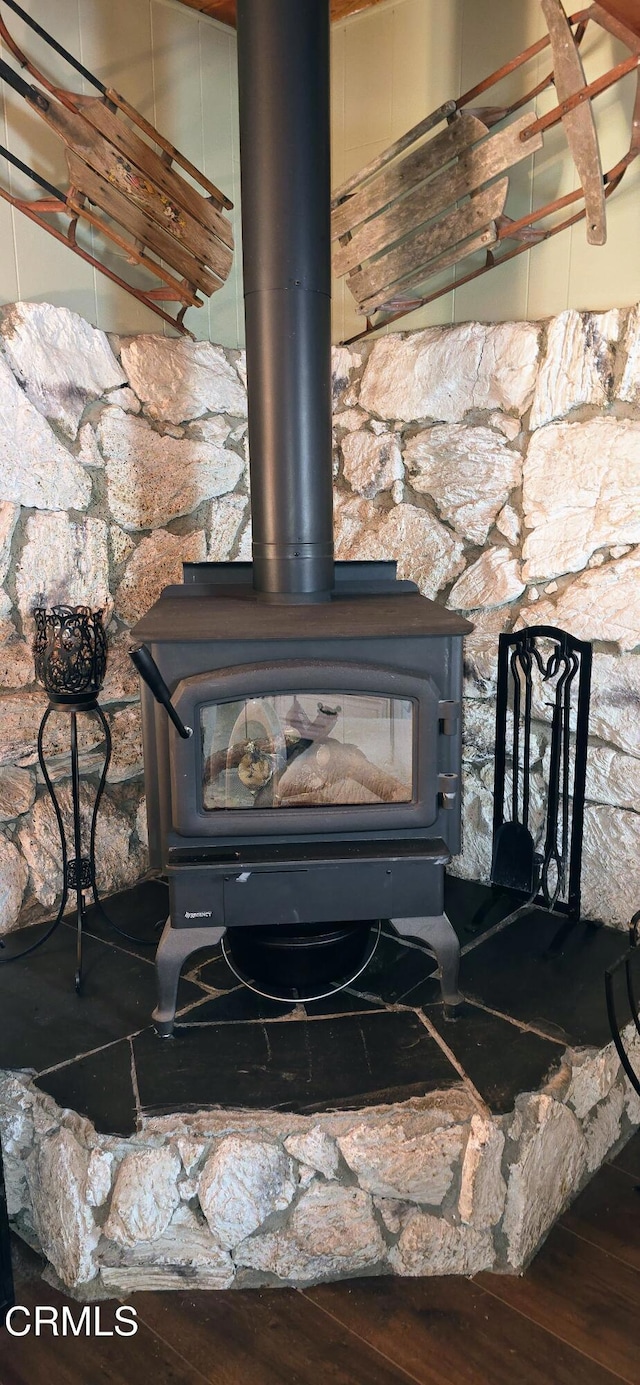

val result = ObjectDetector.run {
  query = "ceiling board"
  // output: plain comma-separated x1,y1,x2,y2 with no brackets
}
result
176,0,390,28
596,0,640,37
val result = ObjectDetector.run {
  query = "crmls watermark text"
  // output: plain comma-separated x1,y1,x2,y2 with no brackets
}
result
5,1305,138,1336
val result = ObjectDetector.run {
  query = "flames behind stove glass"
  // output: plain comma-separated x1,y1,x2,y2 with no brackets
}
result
201,692,413,810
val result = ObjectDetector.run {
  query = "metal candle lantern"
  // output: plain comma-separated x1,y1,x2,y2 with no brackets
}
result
33,604,107,706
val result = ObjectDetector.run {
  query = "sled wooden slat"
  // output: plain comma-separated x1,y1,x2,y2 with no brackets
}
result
331,100,456,208
105,87,233,211
71,97,234,251
333,2,639,342
331,113,488,241
541,0,606,243
67,196,202,308
357,225,499,318
347,178,508,315
0,182,197,331
38,99,233,281
65,151,220,298
333,113,542,279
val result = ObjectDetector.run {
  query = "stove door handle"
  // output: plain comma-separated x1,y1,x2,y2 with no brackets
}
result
130,644,193,740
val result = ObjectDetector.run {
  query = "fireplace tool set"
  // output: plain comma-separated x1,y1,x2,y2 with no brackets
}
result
490,626,593,923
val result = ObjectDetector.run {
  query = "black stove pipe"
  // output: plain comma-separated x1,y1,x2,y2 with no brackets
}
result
237,0,334,602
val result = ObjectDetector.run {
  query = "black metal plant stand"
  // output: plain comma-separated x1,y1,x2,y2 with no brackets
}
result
30,606,108,992
35,693,111,993
0,606,152,990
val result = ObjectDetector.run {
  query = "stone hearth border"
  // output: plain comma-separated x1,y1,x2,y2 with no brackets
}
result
1,1019,638,1294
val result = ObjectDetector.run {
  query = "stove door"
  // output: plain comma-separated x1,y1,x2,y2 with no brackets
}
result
170,660,442,837
201,690,414,811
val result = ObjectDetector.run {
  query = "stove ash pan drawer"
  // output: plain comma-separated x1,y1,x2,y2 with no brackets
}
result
169,859,445,929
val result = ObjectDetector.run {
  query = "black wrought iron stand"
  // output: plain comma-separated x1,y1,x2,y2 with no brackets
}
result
491,625,592,920
466,625,593,943
35,692,112,993
10,606,110,991
0,605,152,990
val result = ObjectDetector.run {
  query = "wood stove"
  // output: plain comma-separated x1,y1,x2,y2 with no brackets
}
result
131,0,472,1034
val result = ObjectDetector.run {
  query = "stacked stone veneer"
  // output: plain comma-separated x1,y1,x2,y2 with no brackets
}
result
0,299,639,933
1,1024,639,1292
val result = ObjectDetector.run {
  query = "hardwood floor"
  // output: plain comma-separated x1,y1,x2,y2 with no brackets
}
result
1,1133,638,1385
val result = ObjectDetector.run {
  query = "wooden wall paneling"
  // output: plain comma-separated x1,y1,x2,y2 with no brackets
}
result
175,1,392,28
598,0,640,37
200,18,243,345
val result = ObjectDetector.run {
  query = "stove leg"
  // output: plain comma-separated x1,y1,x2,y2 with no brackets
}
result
153,919,226,1037
390,914,463,1015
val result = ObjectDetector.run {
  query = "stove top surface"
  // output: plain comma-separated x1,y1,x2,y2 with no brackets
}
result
133,584,472,643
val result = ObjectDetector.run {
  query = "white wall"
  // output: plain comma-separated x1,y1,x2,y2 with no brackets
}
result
1,0,638,347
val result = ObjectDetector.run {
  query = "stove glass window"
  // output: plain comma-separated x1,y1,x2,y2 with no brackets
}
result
200,693,414,810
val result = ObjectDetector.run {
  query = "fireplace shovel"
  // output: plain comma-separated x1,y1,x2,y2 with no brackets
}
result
491,643,537,897
491,820,536,896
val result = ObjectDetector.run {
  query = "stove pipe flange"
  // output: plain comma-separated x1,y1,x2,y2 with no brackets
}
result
237,0,334,603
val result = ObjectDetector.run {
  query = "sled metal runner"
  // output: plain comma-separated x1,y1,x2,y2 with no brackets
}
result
0,0,234,335
334,1,640,342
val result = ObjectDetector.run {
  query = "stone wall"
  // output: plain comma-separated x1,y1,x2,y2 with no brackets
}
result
1,1024,638,1292
0,300,639,933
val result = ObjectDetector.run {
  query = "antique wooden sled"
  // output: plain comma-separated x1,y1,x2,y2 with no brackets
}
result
333,0,640,341
0,0,234,334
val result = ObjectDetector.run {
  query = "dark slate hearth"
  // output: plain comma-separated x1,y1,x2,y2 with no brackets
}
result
443,874,519,942
0,877,629,1137
179,987,296,1023
76,878,170,959
133,1009,459,1115
0,921,205,1074
36,1039,137,1138
354,929,438,1005
422,1000,563,1115
457,906,627,1048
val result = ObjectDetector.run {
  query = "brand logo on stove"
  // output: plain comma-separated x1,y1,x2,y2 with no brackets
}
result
185,910,212,919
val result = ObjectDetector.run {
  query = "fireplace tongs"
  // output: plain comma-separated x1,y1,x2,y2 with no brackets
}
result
130,645,192,740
